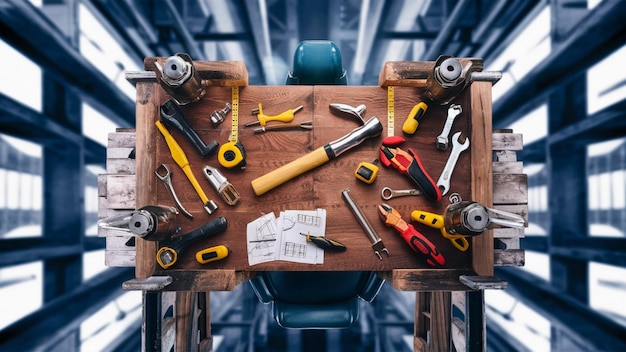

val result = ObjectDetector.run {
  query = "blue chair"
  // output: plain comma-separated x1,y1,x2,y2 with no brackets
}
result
249,40,384,329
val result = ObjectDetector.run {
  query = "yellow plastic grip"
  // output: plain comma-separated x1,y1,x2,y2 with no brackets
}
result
195,245,230,264
256,103,297,126
251,147,330,196
411,210,469,252
155,121,209,204
402,102,428,135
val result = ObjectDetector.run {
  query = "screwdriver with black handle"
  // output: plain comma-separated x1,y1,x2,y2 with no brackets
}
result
156,217,228,269
300,232,347,251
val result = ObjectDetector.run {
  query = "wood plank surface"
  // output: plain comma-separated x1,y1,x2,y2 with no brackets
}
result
128,75,498,290
469,82,494,277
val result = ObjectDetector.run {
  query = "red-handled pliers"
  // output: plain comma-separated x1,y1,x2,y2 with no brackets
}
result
378,203,445,267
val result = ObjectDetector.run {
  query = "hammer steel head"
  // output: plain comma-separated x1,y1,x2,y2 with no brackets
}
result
329,103,366,124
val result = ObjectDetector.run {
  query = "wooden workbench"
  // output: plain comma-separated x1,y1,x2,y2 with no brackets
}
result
99,58,527,351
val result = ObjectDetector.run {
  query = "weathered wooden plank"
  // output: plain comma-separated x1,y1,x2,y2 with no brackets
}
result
135,81,160,279
105,250,136,267
105,175,137,209
122,276,173,291
161,292,177,352
495,237,521,250
451,317,466,352
492,161,523,174
493,150,517,162
105,235,135,250
144,58,249,87
385,269,477,292
493,174,528,205
98,174,107,197
108,131,136,148
106,158,136,175
430,292,451,352
471,82,494,277
378,59,481,87
491,133,523,151
493,227,525,239
494,249,525,266
460,275,507,290
175,292,195,352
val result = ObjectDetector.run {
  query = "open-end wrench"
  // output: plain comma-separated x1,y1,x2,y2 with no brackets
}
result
436,104,462,150
342,189,389,260
155,164,193,218
437,132,470,196
381,187,422,200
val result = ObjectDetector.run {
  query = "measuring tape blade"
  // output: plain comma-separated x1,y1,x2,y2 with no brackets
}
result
230,86,239,142
387,86,395,137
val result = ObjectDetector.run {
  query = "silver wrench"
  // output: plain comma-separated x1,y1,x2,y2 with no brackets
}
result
436,104,462,150
381,187,422,200
437,132,470,196
155,164,193,218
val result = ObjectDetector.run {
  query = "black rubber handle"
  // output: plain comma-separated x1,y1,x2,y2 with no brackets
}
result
160,99,218,158
166,217,228,253
407,148,442,202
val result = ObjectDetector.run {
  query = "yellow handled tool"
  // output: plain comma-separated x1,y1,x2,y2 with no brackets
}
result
251,116,383,196
245,104,303,127
196,245,230,264
402,102,428,135
155,120,218,214
410,210,469,251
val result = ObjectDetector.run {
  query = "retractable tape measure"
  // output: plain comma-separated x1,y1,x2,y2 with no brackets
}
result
218,86,246,169
387,86,395,137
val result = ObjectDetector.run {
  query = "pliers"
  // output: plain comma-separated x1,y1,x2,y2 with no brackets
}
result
410,210,469,252
378,204,445,267
379,136,441,202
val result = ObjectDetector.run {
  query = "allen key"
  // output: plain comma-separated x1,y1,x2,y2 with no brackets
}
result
342,189,389,260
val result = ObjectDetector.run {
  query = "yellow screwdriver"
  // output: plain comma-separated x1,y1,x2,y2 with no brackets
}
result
155,120,218,214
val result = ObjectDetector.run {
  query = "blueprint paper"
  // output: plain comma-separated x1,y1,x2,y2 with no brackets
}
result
247,209,326,265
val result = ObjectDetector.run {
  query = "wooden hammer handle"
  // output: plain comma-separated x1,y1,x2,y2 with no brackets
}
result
251,147,330,196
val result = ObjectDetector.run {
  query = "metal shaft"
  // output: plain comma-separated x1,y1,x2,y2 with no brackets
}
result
342,189,389,260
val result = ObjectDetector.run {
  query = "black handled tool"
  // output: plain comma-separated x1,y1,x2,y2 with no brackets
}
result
160,99,218,158
156,217,228,269
300,232,346,251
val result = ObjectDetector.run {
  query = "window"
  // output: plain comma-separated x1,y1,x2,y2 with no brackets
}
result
486,290,551,351
587,45,626,115
589,262,626,328
526,164,548,236
0,39,42,112
488,5,551,102
506,103,548,145
587,138,626,237
0,261,42,330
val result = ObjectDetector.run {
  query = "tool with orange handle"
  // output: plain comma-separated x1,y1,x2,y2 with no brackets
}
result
378,203,445,267
155,121,218,214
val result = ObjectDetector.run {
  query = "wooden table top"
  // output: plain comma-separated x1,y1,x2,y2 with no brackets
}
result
137,84,478,274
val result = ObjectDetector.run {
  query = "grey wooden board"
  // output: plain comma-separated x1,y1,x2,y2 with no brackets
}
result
493,174,528,205
491,133,523,151
492,161,523,174
106,174,137,209
494,249,525,266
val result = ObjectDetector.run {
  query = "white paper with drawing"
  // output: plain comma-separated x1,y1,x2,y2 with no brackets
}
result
246,208,326,265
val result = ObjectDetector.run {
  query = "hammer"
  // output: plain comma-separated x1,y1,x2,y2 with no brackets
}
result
251,116,383,196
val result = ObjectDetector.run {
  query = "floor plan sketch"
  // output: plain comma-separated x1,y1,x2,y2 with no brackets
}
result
246,209,327,265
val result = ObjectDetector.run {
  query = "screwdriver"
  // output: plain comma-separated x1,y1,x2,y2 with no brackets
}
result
245,104,303,127
300,232,347,251
155,121,218,214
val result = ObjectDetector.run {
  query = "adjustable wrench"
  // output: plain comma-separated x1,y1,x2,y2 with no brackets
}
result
436,104,462,150
437,132,470,196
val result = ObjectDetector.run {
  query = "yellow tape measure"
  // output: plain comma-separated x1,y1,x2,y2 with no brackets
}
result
218,86,246,169
387,86,395,137
230,86,239,142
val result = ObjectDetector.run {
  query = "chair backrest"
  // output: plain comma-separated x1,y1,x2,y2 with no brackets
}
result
285,40,348,85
